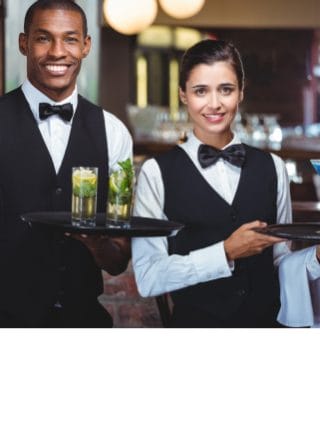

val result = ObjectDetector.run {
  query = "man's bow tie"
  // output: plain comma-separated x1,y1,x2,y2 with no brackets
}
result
198,143,246,168
39,102,73,122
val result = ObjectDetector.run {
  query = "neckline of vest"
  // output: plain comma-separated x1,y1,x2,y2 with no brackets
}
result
175,144,248,209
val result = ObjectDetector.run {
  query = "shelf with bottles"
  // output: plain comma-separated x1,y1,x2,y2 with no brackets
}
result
232,113,283,151
127,104,192,145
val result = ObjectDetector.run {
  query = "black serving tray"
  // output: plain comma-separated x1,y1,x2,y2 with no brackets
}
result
256,223,320,242
21,212,183,237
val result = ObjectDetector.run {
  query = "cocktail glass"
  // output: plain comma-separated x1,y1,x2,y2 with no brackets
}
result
311,159,320,175
71,167,98,226
106,159,134,227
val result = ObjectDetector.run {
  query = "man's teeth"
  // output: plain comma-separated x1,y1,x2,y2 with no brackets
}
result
46,65,68,72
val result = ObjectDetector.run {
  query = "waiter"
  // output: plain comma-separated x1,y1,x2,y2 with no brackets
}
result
0,0,132,327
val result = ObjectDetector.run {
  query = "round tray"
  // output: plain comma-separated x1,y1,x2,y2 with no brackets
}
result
21,212,183,237
257,223,320,242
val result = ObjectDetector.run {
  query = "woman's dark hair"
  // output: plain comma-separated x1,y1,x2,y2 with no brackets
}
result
24,0,88,37
179,39,245,92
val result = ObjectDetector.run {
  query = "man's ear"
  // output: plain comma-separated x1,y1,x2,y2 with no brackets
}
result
19,33,27,56
179,88,187,105
82,35,91,58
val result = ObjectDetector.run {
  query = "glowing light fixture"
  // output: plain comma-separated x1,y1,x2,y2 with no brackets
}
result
138,26,173,47
158,0,205,19
103,0,158,35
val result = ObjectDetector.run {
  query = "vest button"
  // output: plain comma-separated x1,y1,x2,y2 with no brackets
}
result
236,289,246,297
55,187,63,195
231,214,237,221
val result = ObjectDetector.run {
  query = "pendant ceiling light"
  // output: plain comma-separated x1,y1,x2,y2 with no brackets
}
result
103,0,158,35
158,0,205,19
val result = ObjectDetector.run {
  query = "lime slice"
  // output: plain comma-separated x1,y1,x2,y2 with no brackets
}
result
109,173,120,194
109,170,127,193
73,169,97,197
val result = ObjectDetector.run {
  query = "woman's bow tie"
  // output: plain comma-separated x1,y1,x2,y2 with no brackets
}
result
198,143,246,168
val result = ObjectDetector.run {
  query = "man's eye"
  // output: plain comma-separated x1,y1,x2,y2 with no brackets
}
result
65,37,78,43
37,35,49,42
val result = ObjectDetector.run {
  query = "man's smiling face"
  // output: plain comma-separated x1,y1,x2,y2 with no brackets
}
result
19,8,91,101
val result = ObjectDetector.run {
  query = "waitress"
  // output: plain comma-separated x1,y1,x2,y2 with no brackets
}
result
132,39,320,327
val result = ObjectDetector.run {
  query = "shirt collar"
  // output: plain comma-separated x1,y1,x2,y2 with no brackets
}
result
184,131,241,153
21,79,78,123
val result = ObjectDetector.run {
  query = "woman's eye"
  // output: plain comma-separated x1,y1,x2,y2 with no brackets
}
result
220,86,233,95
195,88,206,96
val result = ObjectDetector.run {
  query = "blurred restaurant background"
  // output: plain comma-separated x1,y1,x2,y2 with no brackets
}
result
1,0,320,326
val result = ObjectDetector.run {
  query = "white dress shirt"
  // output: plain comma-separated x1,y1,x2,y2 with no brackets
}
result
21,79,132,173
132,132,320,327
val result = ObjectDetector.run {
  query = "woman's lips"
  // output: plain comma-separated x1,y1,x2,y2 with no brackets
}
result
203,113,225,123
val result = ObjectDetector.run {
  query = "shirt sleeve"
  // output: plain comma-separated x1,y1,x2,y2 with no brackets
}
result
277,246,320,327
271,154,320,326
131,159,232,297
103,110,133,171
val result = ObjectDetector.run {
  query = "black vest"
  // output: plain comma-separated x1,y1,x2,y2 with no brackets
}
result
156,144,279,320
0,88,108,324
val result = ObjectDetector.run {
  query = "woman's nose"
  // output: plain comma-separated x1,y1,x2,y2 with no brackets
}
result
207,92,221,109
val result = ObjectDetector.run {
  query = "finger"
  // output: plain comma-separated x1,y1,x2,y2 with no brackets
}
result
263,234,286,242
260,237,286,248
241,220,267,231
251,220,267,229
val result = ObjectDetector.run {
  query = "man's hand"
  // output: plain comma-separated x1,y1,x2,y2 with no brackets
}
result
67,234,131,275
224,220,285,261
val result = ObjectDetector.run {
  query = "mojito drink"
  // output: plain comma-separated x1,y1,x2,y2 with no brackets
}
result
72,167,98,226
107,159,134,226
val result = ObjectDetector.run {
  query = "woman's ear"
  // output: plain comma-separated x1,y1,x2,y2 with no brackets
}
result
179,88,187,105
239,90,244,103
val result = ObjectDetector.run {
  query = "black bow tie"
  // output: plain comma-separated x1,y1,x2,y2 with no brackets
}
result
198,143,246,168
39,102,73,122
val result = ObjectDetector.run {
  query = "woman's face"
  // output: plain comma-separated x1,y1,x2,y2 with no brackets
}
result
180,60,243,147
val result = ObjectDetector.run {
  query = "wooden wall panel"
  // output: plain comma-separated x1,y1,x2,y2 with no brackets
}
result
99,27,135,127
214,29,314,126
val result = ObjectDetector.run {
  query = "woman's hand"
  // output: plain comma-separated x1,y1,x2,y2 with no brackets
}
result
224,220,285,261
67,234,131,275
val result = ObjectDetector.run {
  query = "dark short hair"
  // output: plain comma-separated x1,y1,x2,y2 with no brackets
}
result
179,39,245,92
24,0,88,37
